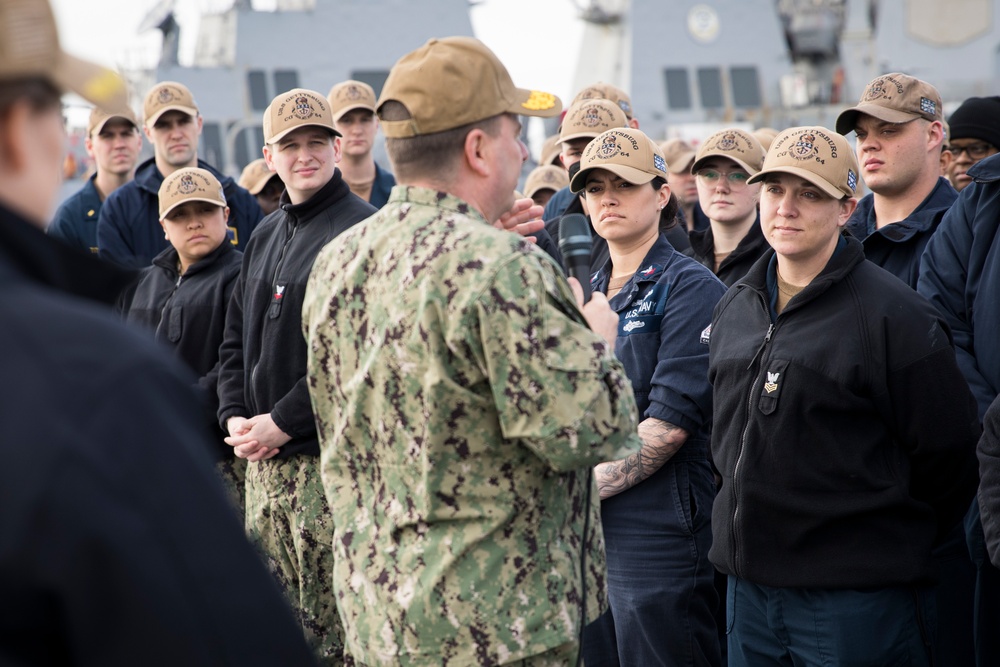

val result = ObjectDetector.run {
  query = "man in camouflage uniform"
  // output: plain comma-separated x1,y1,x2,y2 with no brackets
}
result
303,37,641,666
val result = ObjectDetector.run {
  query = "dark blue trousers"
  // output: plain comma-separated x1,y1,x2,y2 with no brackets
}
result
583,456,721,667
726,577,933,667
966,501,1000,667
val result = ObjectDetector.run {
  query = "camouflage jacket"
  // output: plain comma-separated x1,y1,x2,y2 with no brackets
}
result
303,186,640,666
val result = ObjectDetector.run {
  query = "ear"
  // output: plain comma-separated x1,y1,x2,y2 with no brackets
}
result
222,205,231,223
332,135,342,163
195,114,204,135
84,136,96,159
262,143,274,171
143,123,153,143
159,218,168,238
837,197,858,226
629,118,640,130
656,182,671,209
463,128,491,178
928,120,944,151
0,101,32,171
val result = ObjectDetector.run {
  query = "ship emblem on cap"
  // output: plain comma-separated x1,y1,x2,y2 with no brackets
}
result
345,85,362,101
582,105,601,127
179,174,197,194
158,88,176,104
543,170,559,184
791,133,818,160
293,96,314,119
719,132,738,151
598,134,620,158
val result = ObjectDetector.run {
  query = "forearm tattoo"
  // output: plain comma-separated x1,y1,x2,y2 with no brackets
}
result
595,418,688,500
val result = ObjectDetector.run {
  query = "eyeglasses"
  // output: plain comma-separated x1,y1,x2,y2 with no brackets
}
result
696,168,751,189
945,143,996,160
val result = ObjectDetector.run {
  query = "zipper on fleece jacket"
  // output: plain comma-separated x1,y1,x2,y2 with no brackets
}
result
249,216,299,416
732,309,774,578
155,272,184,341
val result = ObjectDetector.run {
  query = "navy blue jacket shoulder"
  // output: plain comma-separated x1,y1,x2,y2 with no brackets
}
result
709,236,979,588
97,157,263,269
918,153,1000,420
0,203,316,665
370,161,396,209
846,177,957,288
49,174,103,254
217,170,377,459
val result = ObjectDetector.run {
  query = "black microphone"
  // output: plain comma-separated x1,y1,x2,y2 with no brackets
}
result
559,212,592,304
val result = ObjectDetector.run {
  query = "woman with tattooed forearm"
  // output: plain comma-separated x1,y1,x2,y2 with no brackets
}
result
569,127,728,667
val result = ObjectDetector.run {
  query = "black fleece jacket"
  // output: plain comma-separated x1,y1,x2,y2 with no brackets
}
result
217,170,376,458
708,235,979,588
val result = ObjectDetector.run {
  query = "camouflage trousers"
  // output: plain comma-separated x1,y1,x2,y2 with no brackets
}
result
512,642,580,667
245,455,343,666
215,455,246,519
350,642,580,666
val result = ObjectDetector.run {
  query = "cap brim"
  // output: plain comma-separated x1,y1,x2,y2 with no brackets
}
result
92,114,138,136
53,51,129,113
836,104,920,134
145,104,201,128
747,166,845,199
667,151,696,174
691,153,760,176
161,197,227,220
244,173,280,196
332,104,376,123
511,87,562,118
267,122,342,144
570,163,656,193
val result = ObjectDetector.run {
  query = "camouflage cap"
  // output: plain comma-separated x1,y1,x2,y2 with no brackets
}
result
264,88,340,144
87,104,139,137
0,0,127,111
570,127,667,193
327,80,377,123
559,99,629,144
158,167,227,220
659,138,697,174
691,128,766,175
238,158,280,196
377,36,561,138
524,165,569,198
836,73,943,135
572,81,633,120
144,81,199,129
747,126,860,199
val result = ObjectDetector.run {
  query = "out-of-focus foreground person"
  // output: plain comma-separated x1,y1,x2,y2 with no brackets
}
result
0,0,318,664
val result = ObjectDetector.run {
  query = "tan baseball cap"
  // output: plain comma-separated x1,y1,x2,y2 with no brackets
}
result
158,167,227,220
238,158,280,196
540,134,561,166
659,138,697,174
570,128,668,193
144,82,199,129
572,81,633,120
376,36,561,138
87,105,139,137
524,165,569,198
0,0,127,112
559,99,629,144
752,127,780,151
327,80,377,123
747,126,860,199
263,88,340,144
836,73,943,135
691,128,766,175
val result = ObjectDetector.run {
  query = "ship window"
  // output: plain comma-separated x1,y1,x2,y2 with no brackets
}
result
274,70,299,95
202,122,224,168
697,67,724,109
664,68,691,110
248,70,269,112
731,67,761,108
350,70,390,98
